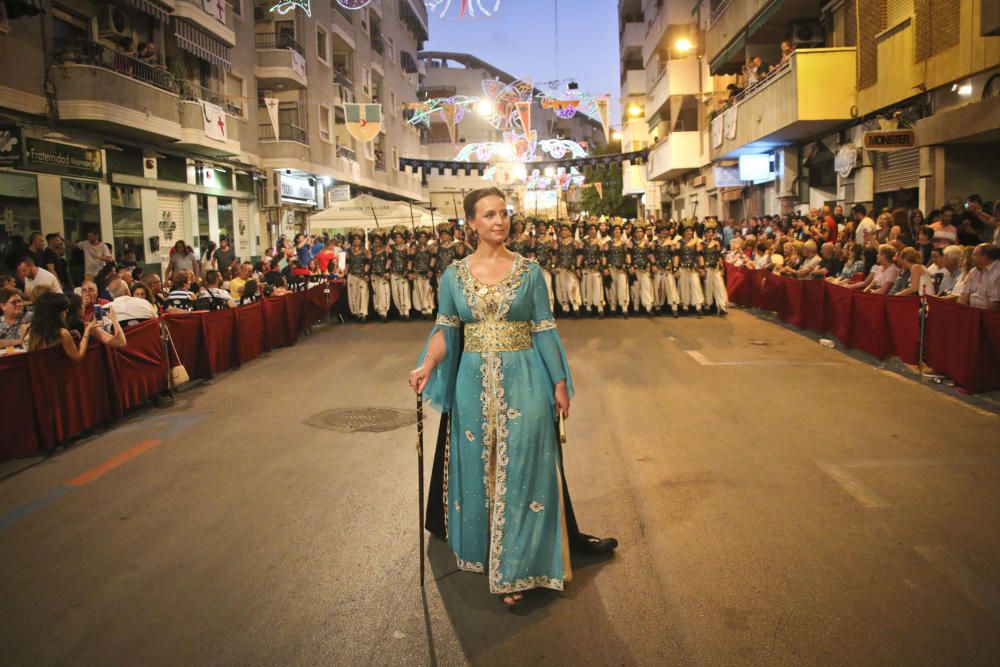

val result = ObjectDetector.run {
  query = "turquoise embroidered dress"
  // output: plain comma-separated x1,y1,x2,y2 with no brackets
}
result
418,253,575,594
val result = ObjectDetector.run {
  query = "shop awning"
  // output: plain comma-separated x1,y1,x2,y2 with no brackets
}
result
748,0,785,36
710,32,746,75
173,18,231,70
120,0,169,23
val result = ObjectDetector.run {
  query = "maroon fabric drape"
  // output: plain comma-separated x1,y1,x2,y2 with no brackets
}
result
234,301,266,364
925,298,982,391
106,319,168,413
0,353,41,459
850,291,887,359
302,284,330,328
29,346,114,452
782,278,806,328
824,284,854,347
883,296,921,365
759,271,786,316
264,297,292,348
726,264,751,306
201,309,237,375
164,313,211,380
800,279,826,332
286,289,306,337
978,309,1000,393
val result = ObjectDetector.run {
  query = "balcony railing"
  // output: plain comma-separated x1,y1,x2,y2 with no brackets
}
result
178,80,242,116
54,38,177,93
336,144,357,161
370,32,384,55
254,32,304,57
258,121,307,143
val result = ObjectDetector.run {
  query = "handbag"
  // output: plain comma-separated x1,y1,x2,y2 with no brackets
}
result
164,325,190,387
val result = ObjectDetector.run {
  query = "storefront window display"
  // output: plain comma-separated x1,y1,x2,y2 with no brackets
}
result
0,173,41,266
111,185,144,266
197,194,210,250
217,197,234,243
62,179,101,245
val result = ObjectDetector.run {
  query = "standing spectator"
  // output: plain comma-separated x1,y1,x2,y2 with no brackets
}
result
930,206,958,248
908,209,925,240
24,232,45,266
166,241,197,282
76,231,114,278
916,226,935,265
316,241,337,274
213,237,238,275
16,258,63,297
957,195,997,245
0,288,30,346
852,205,876,247
821,206,838,243
779,39,795,65
42,233,73,293
956,244,1000,310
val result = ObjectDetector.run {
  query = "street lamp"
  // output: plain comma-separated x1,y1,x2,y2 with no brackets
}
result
675,37,694,53
612,130,623,141
477,99,494,116
627,104,643,118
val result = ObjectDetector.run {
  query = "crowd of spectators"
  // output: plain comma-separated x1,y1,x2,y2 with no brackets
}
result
721,194,1000,310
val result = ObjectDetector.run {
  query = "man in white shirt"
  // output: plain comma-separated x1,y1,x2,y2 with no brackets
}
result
16,257,63,297
957,244,1000,311
106,278,157,321
77,231,114,277
198,270,236,308
852,204,876,247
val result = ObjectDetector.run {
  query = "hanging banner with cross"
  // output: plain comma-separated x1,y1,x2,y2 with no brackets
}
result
344,103,382,142
202,100,228,141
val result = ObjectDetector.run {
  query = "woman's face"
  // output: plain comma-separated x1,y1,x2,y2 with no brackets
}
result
468,195,510,247
174,241,185,253
133,286,149,301
2,294,23,319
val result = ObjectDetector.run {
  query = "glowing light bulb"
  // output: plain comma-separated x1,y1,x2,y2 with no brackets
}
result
675,37,694,53
544,166,555,177
612,131,623,141
627,104,643,118
477,99,495,116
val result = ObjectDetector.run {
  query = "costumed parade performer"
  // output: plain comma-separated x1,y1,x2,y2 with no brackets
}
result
408,188,617,607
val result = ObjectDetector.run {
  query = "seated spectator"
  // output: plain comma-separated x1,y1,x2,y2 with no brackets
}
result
16,257,63,298
935,245,965,297
917,226,935,265
106,277,158,322
25,292,104,360
725,238,745,266
228,262,251,299
78,279,107,320
0,288,31,347
956,243,1000,310
810,242,843,279
263,258,287,289
166,273,196,308
849,244,898,293
240,279,260,305
198,270,237,309
828,244,865,284
888,247,929,296
768,253,785,274
307,259,321,276
752,241,771,269
0,274,16,290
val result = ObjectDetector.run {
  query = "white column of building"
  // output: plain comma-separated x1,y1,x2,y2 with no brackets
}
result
36,175,64,238
139,188,161,273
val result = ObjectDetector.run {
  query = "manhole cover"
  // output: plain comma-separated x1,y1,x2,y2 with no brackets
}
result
305,407,419,433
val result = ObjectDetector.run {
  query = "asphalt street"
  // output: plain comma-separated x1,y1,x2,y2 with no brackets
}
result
1,309,998,666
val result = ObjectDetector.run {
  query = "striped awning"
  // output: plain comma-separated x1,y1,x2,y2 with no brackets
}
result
709,31,746,75
173,18,231,70
122,0,169,23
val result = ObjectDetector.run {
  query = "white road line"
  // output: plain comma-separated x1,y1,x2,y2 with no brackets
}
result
685,350,844,366
840,458,1000,468
816,461,889,508
915,546,1000,611
880,370,997,418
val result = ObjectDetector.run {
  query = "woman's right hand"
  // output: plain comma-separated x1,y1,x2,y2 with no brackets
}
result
408,363,433,395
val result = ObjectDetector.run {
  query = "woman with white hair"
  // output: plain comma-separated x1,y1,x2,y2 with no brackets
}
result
936,245,965,297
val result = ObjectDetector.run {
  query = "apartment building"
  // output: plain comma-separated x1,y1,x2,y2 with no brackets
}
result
0,0,429,275
418,51,606,219
623,0,999,222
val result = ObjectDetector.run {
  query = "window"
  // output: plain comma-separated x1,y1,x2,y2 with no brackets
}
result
227,0,241,17
316,25,329,65
361,66,370,95
390,91,396,115
386,36,394,63
319,104,332,142
224,71,245,116
364,141,374,161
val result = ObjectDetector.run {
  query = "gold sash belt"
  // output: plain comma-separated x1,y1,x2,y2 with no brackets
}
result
464,320,532,353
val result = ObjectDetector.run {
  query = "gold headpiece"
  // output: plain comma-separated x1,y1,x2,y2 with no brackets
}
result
348,227,365,240
391,224,408,236
436,222,453,235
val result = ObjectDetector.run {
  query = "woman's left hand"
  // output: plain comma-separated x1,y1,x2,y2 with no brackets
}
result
554,381,570,420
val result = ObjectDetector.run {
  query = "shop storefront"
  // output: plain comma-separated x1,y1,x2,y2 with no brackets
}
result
0,172,40,250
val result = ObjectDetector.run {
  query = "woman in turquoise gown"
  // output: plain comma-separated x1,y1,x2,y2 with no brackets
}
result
409,188,574,605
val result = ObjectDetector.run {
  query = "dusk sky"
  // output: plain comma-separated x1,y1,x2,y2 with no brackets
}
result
423,1,622,120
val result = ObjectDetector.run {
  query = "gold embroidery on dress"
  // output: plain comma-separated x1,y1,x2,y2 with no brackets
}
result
435,313,461,328
464,320,531,352
464,429,475,442
529,501,544,513
529,318,557,333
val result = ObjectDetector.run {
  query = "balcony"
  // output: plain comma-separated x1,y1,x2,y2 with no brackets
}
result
254,33,307,89
370,32,385,56
175,81,241,156
647,57,703,117
50,38,181,142
706,0,818,72
174,0,236,46
621,69,646,98
621,21,643,53
709,47,856,159
336,143,357,161
646,131,703,181
258,120,309,162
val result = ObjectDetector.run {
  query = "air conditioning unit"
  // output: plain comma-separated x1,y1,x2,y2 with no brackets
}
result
790,21,824,47
263,169,282,208
98,5,130,39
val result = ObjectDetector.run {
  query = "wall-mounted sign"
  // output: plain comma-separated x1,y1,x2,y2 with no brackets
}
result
24,138,103,177
862,130,916,150
0,124,22,167
280,175,316,204
835,143,858,177
327,183,351,203
714,165,743,188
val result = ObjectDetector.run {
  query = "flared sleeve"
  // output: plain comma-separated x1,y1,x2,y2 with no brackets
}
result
417,265,462,412
528,263,575,399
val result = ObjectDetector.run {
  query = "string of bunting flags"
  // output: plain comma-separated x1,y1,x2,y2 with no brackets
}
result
397,148,650,179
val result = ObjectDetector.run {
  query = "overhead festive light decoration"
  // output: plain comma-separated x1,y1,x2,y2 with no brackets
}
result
269,0,312,15
404,96,478,126
454,138,588,164
425,0,502,18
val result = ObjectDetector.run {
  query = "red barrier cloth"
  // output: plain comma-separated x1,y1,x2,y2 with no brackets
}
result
201,309,237,375
850,291,887,358
286,289,306,337
824,283,854,347
163,313,211,380
234,301,266,364
28,345,114,452
759,271,786,316
883,296,921,364
0,353,41,459
800,279,826,332
978,309,1000,393
107,319,168,413
328,280,348,319
725,264,751,306
264,297,292,348
782,278,806,328
925,298,982,391
303,284,330,327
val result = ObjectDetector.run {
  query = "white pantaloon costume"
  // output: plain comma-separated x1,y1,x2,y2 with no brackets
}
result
555,268,582,313
678,268,704,310
412,276,434,315
631,270,654,313
606,268,630,311
390,273,412,316
653,270,680,312
703,267,728,312
371,274,391,317
581,270,604,309
347,273,369,318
